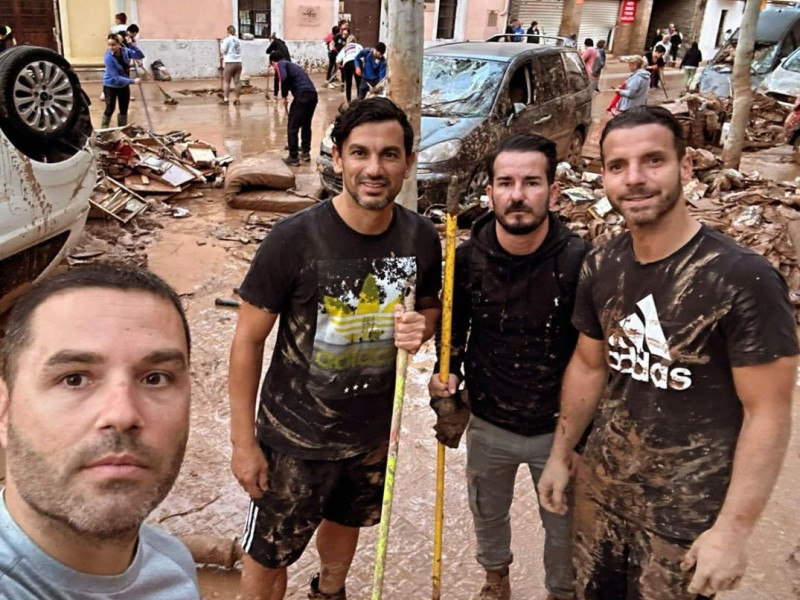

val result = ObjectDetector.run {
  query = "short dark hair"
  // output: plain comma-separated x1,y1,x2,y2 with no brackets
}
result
600,106,686,163
331,97,414,156
227,25,236,35
376,42,386,54
585,38,594,47
486,134,558,185
126,24,139,35
269,51,284,63
655,44,666,53
1,264,191,388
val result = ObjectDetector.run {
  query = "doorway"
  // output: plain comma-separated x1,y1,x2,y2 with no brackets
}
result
0,0,58,50
342,0,380,47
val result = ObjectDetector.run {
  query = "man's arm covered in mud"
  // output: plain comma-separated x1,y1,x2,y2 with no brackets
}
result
538,333,607,514
682,354,797,596
228,303,278,499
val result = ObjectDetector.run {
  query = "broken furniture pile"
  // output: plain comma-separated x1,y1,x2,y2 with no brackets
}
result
92,126,232,223
663,93,790,150
554,154,800,319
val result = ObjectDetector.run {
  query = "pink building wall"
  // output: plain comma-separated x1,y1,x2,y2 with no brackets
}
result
284,1,336,41
138,0,233,39
464,0,507,41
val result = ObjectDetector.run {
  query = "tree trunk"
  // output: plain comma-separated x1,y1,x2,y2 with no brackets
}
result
385,0,424,211
559,0,581,38
721,0,761,169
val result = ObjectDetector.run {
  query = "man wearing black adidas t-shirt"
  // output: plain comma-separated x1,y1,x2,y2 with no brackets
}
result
228,98,442,600
539,106,799,599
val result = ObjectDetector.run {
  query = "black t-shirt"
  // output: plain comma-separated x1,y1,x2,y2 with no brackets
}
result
572,226,798,540
239,201,442,460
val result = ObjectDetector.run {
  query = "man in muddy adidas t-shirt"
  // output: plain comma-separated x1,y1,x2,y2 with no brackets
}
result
538,107,799,600
228,98,441,599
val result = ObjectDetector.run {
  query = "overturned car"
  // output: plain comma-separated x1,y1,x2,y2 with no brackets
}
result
0,46,95,313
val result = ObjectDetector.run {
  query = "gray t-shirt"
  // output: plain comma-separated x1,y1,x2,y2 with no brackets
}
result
0,494,200,599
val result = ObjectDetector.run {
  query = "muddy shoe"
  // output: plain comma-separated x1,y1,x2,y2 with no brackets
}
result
308,573,346,599
475,568,510,600
301,152,311,163
283,155,301,167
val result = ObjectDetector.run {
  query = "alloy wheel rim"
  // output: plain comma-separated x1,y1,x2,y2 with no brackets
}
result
12,60,74,134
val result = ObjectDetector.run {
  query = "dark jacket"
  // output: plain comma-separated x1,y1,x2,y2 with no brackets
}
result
440,211,589,436
275,60,317,98
681,47,702,68
266,38,291,62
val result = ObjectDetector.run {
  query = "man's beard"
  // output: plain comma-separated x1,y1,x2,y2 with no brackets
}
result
344,175,397,211
6,424,186,541
611,174,682,227
495,201,548,235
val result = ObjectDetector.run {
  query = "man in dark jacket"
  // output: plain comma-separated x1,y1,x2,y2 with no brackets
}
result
271,52,318,167
265,33,291,98
429,134,587,600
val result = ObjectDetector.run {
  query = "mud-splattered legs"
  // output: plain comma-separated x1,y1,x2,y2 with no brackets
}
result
316,519,360,593
240,554,288,600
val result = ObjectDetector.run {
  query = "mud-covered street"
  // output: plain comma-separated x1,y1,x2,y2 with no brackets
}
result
11,67,798,599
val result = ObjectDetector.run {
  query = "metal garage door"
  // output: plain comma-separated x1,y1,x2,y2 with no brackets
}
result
516,0,565,41
578,0,620,47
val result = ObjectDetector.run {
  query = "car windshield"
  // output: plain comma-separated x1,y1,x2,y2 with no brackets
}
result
421,56,505,117
783,50,800,73
714,41,778,74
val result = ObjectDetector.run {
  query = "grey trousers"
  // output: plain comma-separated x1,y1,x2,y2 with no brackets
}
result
466,415,575,599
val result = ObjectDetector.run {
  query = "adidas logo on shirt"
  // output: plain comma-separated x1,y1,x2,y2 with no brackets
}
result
607,294,693,390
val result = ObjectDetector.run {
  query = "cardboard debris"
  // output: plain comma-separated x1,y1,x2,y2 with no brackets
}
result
552,158,800,320
92,125,226,224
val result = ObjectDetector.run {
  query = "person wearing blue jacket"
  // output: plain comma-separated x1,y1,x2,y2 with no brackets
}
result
102,33,144,128
354,43,387,100
612,56,650,115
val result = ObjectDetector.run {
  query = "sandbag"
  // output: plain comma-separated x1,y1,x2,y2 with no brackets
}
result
225,154,296,199
227,191,317,213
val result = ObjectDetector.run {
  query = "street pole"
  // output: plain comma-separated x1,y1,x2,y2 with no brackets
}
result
384,0,424,211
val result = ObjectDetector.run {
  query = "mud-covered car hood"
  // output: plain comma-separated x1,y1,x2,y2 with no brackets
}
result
762,66,800,103
419,115,484,150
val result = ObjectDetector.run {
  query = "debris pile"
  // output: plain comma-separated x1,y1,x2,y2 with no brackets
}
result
92,126,232,223
552,158,800,318
666,93,791,150
175,86,265,97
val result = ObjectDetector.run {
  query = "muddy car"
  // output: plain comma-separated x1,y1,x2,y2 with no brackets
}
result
760,46,800,107
698,7,800,98
0,46,95,313
317,40,592,210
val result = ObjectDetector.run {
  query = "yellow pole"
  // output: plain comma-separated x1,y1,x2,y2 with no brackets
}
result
433,176,460,599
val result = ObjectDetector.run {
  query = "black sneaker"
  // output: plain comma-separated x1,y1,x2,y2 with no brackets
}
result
301,152,311,163
308,573,347,599
283,155,300,167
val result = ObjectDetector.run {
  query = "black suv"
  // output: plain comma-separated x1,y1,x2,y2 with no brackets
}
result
317,39,593,210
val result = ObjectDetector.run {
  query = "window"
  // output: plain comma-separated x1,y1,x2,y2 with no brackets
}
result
534,54,567,103
562,52,588,93
437,0,458,39
239,0,271,38
715,10,728,48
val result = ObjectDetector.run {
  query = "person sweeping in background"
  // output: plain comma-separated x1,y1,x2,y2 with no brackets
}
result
101,33,143,128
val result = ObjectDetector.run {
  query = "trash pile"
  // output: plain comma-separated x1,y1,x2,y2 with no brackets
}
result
666,93,790,150
92,126,232,223
553,157,800,318
175,86,265,97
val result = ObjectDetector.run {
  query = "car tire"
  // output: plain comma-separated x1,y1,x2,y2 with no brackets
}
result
0,46,82,149
466,166,489,202
566,129,585,169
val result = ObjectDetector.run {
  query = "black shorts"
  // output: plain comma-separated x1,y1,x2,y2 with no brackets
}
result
241,442,388,568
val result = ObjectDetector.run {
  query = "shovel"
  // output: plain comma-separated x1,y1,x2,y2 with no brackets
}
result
372,278,416,600
154,82,178,105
